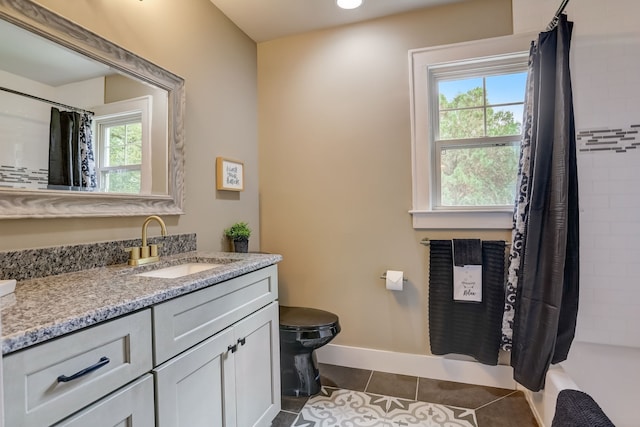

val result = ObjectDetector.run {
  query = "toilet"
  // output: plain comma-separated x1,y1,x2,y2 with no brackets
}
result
279,305,341,396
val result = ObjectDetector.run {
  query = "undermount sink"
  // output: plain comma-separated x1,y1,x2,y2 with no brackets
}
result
136,263,223,279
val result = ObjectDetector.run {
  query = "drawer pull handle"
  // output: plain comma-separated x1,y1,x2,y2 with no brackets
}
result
228,344,238,353
57,356,110,383
238,337,246,346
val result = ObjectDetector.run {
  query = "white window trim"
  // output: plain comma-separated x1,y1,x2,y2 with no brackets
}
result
408,32,534,229
92,96,152,193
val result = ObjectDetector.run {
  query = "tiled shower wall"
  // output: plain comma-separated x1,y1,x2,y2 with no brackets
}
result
566,0,640,349
577,131,640,348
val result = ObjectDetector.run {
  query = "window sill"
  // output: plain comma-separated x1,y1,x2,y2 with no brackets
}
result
409,209,513,230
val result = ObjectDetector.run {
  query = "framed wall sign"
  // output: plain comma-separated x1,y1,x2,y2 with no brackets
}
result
216,157,244,191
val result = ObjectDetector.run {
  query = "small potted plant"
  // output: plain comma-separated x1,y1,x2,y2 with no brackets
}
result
224,222,251,253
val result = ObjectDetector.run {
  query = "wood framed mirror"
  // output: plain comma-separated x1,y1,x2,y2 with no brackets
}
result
0,0,185,218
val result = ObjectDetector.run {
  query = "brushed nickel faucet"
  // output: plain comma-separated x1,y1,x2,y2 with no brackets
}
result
127,215,167,266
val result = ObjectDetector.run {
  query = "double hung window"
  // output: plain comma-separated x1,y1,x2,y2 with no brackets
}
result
95,113,143,194
409,33,532,228
432,60,527,208
91,96,152,194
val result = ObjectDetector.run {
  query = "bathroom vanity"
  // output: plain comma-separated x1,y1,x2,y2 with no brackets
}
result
1,252,282,427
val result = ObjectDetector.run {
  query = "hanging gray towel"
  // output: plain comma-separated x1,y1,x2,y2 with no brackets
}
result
452,239,482,302
453,239,482,265
428,240,506,365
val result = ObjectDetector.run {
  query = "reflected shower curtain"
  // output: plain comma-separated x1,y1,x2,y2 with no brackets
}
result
48,108,96,189
503,14,579,392
80,112,97,188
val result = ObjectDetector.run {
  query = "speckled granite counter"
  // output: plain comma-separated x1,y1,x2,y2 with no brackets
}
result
1,251,282,355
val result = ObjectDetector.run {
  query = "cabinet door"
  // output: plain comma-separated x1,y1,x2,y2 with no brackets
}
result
233,302,281,427
54,375,155,427
154,328,236,427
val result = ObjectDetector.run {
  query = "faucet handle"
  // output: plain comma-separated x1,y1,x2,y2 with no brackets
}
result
150,243,163,257
125,247,141,263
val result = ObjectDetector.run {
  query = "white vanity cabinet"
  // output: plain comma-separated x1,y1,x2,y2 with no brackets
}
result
3,309,153,427
2,263,281,427
153,265,281,427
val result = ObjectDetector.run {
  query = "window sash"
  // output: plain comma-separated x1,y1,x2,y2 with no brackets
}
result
432,73,527,141
99,122,142,168
95,113,143,191
429,60,526,211
98,118,142,168
433,135,521,210
99,166,142,193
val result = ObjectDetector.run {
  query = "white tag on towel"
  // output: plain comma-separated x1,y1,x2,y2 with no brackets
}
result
453,265,482,302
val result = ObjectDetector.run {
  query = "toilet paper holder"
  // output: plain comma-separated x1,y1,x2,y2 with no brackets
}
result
379,273,408,281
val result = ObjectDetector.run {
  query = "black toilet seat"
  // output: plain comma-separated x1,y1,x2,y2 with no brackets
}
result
279,306,339,332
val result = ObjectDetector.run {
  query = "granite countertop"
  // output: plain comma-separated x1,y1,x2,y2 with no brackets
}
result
0,251,282,355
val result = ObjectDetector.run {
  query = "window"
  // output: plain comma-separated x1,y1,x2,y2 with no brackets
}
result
96,114,143,193
433,64,527,208
91,96,152,194
409,33,533,229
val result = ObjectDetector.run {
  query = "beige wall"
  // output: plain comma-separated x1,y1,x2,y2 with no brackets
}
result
258,0,513,355
0,0,259,252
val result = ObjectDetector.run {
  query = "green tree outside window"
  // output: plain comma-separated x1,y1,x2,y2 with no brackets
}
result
437,74,525,207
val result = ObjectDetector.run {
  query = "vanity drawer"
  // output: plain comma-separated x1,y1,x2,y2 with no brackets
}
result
153,264,278,364
4,309,153,427
53,374,155,427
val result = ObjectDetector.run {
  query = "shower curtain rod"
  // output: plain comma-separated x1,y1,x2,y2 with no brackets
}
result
0,86,94,115
546,0,571,31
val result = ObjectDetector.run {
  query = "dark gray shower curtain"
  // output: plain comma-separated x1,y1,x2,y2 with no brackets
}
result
48,107,96,189
49,108,81,187
509,14,579,392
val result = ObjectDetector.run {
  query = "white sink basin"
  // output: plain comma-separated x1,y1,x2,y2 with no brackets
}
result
136,263,223,279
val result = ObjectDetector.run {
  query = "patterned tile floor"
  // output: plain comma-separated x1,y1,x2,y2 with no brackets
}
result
295,387,477,426
271,363,539,427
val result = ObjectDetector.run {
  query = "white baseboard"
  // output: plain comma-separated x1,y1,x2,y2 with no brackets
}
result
315,343,517,390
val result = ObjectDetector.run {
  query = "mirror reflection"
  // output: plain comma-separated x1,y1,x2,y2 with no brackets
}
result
0,17,168,195
0,0,184,218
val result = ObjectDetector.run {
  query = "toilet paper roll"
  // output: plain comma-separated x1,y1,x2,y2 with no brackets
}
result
385,270,404,291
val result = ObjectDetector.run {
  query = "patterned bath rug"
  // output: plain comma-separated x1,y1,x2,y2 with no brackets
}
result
291,386,477,427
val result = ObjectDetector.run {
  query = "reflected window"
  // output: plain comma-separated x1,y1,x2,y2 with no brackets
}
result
95,113,142,193
91,96,152,194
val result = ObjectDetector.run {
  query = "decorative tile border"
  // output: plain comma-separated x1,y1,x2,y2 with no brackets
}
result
0,233,197,281
0,165,48,188
577,124,640,154
293,387,477,427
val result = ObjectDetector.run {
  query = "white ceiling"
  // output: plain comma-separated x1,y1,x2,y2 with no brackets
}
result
209,0,467,43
